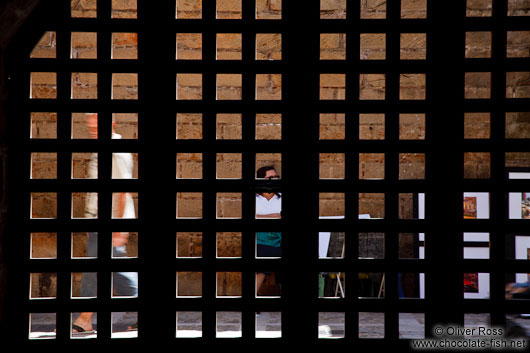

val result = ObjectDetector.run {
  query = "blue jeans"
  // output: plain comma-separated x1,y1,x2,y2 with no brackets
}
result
80,232,138,297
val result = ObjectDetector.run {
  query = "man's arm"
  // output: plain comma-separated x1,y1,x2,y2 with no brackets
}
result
112,192,129,247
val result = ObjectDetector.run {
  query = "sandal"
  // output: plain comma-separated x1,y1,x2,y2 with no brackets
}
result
72,324,96,337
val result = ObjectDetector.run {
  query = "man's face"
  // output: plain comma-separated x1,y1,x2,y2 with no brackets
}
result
86,114,98,139
265,169,277,179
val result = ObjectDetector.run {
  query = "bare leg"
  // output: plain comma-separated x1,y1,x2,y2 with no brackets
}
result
73,312,94,332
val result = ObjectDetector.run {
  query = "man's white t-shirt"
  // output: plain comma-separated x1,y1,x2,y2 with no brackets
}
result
255,193,282,216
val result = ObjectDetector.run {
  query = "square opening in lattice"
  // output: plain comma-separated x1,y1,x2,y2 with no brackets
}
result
359,312,385,338
318,312,345,339
358,272,384,298
256,192,282,219
71,152,96,179
256,0,282,19
216,272,242,297
400,273,424,299
359,113,385,140
465,314,491,334
216,0,242,19
506,274,530,300
176,232,203,258
71,73,97,99
176,0,202,19
30,31,56,59
111,272,138,298
72,232,98,259
464,112,490,139
71,32,97,59
217,232,242,258
359,232,384,259
111,312,138,339
319,272,345,298
399,153,425,180
72,113,98,139
399,313,425,339
465,32,492,58
256,33,282,60
30,273,57,299
399,193,424,219
463,192,490,219
360,33,385,60
256,153,282,178
256,271,281,298
31,233,57,259
463,152,491,179
216,33,242,60
216,113,242,139
256,74,282,100
466,0,492,17
464,72,491,99
320,33,346,60
216,312,242,338
216,193,242,219
359,153,385,179
176,272,202,297
400,33,427,60
71,272,97,298
506,152,530,169
509,191,530,219
359,193,384,219
72,192,97,219
31,152,57,179
506,72,530,98
400,113,425,140
112,73,138,100
113,113,138,139
176,192,203,219
30,72,57,99
111,0,137,19
216,153,242,179
320,113,345,140
31,112,57,139
360,74,385,100
463,273,490,299
400,74,426,100
176,73,203,100
71,313,97,339
506,112,530,138
176,312,202,338
463,233,490,259
320,74,346,100
508,0,530,16
319,153,345,179
401,0,427,19
31,192,57,219
361,0,386,19
29,313,56,340
255,312,282,338
112,32,138,59
318,232,344,259
399,233,425,259
71,0,97,18
320,0,346,19
176,33,202,60
176,113,203,139
176,153,203,179
319,193,345,218
111,192,138,219
111,232,138,258
256,114,282,140
216,74,242,100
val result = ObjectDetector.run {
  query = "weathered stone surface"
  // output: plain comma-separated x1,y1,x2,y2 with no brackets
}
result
31,192,57,218
216,0,241,19
112,73,138,100
399,194,414,219
506,72,530,98
359,153,384,179
256,74,282,100
71,113,96,139
112,32,138,59
464,112,490,139
176,33,201,60
176,232,203,257
71,32,97,59
111,0,137,19
359,114,385,140
217,272,242,296
320,113,345,140
320,74,346,100
463,152,491,179
177,113,203,139
399,113,425,140
506,112,530,138
72,152,95,179
360,33,385,60
400,74,426,100
30,72,56,99
216,33,242,60
358,233,384,258
31,112,57,139
71,0,97,18
31,233,57,258
31,153,56,179
177,272,202,296
31,273,57,298
508,0,530,16
216,153,242,179
71,72,97,99
401,0,427,19
216,113,242,139
505,152,530,168
361,0,386,19
176,0,202,19
319,153,345,179
464,72,491,99
466,0,492,17
256,0,281,19
30,31,56,58
401,33,426,60
176,192,202,218
176,73,202,100
113,113,138,139
320,33,346,60
465,31,491,58
216,193,242,218
176,153,203,179
256,114,281,140
216,74,242,100
399,153,425,180
320,0,346,19
359,74,385,100
507,31,530,58
72,192,96,218
256,33,282,60
217,232,242,257
319,192,345,217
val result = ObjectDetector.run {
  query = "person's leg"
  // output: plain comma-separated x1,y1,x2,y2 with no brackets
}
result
112,245,138,297
74,232,98,331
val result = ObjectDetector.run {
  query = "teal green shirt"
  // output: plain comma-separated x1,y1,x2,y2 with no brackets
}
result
256,232,282,248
